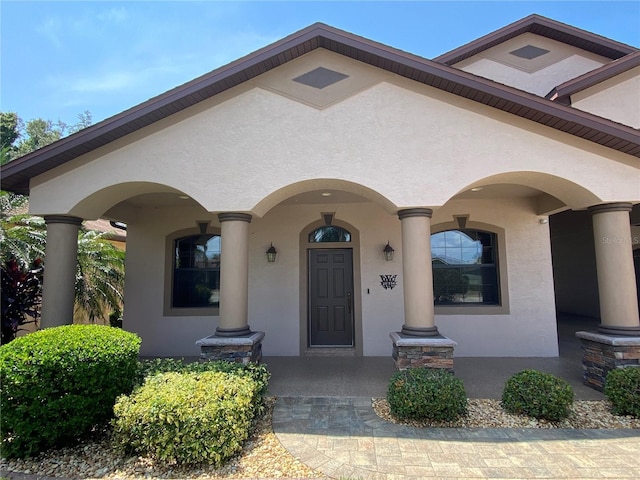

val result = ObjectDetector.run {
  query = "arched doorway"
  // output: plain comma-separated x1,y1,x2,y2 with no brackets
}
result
300,218,362,355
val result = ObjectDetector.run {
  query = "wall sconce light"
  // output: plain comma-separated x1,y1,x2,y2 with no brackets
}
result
383,241,395,261
266,243,278,263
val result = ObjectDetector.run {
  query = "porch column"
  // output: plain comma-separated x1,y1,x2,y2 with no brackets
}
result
390,208,456,371
399,208,438,336
41,215,82,329
576,202,640,391
589,202,639,335
216,212,252,337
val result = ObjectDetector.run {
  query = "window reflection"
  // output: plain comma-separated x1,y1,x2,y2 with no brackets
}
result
173,235,220,308
431,230,499,305
308,226,351,243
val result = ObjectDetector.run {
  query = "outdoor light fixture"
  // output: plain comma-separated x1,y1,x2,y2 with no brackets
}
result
383,241,395,261
266,243,278,263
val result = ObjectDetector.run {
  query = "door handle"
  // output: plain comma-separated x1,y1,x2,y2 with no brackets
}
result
347,292,352,314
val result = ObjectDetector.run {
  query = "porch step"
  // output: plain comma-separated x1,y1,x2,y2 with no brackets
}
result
304,347,356,357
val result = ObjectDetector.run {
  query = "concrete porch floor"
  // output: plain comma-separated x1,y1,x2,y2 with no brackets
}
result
264,314,605,400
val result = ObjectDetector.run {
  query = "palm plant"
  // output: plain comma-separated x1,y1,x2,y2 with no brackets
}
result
0,192,45,268
75,230,125,323
1,191,125,330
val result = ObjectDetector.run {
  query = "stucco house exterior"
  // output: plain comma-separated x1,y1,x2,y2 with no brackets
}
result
2,15,639,378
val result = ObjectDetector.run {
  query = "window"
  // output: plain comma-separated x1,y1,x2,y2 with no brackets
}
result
431,229,499,305
173,234,220,308
308,226,351,243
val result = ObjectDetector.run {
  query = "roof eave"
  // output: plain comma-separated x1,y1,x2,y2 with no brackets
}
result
2,21,639,195
546,51,640,104
434,13,638,66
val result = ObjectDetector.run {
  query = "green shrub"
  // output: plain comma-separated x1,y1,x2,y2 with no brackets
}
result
604,367,640,417
387,368,467,422
0,325,141,458
137,359,270,414
112,371,258,466
501,369,574,421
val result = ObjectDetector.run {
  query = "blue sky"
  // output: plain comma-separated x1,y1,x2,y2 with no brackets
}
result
2,1,639,128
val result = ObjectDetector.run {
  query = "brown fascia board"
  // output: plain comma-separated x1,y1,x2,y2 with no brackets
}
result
434,14,638,66
2,21,639,195
547,51,640,104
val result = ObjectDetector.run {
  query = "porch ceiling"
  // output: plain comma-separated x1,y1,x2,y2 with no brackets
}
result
280,190,370,206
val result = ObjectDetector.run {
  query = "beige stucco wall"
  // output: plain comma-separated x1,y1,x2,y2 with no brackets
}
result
432,198,558,356
452,33,609,97
24,49,638,358
28,50,638,219
571,66,640,128
123,194,558,357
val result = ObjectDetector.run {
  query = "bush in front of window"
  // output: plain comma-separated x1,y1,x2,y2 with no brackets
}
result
0,325,141,458
501,369,574,421
387,368,467,422
112,370,260,466
604,367,640,417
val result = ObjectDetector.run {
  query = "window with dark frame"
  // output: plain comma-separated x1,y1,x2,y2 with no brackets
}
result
431,229,499,305
173,234,221,308
308,226,351,243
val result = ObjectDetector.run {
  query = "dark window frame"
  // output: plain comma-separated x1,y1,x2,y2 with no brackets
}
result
431,220,511,316
431,228,501,307
164,227,222,316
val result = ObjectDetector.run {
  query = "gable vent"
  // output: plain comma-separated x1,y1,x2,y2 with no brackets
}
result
510,45,550,59
292,67,349,89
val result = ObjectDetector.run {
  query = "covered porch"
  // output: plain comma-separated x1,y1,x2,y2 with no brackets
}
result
263,314,604,400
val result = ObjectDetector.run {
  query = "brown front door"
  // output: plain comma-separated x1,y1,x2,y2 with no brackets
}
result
308,248,354,346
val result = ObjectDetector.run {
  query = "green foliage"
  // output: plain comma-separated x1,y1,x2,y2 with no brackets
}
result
1,111,92,164
387,368,467,422
604,367,640,417
137,358,270,414
0,113,21,161
112,370,259,466
1,258,43,344
0,192,44,269
501,369,574,421
0,325,141,458
0,197,125,325
74,230,125,322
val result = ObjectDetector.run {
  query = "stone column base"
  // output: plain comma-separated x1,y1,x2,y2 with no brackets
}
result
390,332,457,371
196,331,265,364
576,331,640,392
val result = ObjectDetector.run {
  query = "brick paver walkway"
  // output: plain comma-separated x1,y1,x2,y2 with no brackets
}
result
273,397,640,479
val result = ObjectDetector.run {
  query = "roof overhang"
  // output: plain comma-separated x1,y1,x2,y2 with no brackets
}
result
434,14,638,66
2,20,639,195
547,51,640,104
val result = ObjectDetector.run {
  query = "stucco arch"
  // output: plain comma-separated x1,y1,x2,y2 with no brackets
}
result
251,178,398,217
449,171,602,210
69,181,208,220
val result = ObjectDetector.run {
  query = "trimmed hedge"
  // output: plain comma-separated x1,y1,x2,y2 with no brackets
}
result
112,371,259,466
387,368,467,422
501,369,574,421
604,367,640,417
1,325,141,458
137,358,270,414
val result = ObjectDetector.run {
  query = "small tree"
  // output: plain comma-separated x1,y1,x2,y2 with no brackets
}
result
1,258,43,344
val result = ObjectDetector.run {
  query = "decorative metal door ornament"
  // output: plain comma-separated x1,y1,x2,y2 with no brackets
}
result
380,274,397,290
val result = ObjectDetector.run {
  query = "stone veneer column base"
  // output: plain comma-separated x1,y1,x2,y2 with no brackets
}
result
576,331,640,392
390,332,457,372
196,331,265,364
